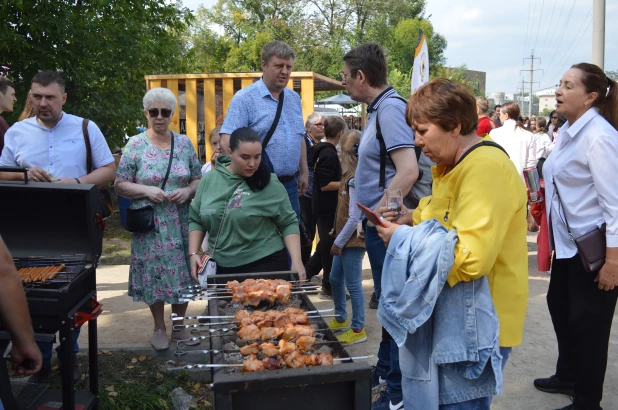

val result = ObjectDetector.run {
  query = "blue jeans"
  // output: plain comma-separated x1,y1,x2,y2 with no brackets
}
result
364,223,384,299
438,347,512,409
330,247,366,330
365,222,402,395
38,328,81,368
281,177,301,219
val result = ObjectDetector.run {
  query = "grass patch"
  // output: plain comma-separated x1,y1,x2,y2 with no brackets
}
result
45,351,212,409
101,202,132,265
100,242,131,265
104,212,131,243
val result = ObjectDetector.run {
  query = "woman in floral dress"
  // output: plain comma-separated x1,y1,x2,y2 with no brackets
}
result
115,88,201,350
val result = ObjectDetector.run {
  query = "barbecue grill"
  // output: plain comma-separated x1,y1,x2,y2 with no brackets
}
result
0,169,103,409
205,272,372,410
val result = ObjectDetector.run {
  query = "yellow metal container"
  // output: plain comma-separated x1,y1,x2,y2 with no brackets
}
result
144,72,345,161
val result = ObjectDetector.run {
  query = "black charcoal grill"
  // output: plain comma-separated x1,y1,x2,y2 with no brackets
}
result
0,168,103,409
206,272,371,410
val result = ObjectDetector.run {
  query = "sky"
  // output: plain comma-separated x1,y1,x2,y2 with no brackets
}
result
182,0,618,96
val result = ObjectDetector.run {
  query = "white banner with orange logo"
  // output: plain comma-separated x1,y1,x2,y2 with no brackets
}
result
411,29,429,94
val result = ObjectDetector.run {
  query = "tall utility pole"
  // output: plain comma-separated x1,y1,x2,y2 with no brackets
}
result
592,0,605,69
520,78,525,111
522,52,542,117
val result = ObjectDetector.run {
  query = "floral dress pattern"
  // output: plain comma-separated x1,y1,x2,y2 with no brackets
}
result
117,132,201,305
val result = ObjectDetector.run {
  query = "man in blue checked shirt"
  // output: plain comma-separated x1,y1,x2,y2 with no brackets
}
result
220,41,309,217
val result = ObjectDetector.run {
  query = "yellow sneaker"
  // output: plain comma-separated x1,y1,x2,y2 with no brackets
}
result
327,318,349,331
337,328,368,345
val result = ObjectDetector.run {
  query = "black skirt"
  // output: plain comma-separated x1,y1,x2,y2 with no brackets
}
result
216,248,289,275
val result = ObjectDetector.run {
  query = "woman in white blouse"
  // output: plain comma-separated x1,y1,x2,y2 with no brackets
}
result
533,63,618,410
489,102,536,179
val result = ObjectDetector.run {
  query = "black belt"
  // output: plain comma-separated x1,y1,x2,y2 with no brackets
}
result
278,175,294,183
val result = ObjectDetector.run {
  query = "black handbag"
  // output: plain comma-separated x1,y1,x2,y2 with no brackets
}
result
82,119,114,219
260,90,284,173
553,181,607,273
125,133,175,233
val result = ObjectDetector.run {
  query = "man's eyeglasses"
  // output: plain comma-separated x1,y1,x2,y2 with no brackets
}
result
313,123,324,128
148,108,172,118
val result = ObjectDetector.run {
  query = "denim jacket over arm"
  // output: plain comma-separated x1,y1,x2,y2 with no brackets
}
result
378,219,502,404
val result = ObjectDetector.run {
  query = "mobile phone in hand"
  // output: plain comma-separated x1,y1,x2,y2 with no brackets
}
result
357,203,388,227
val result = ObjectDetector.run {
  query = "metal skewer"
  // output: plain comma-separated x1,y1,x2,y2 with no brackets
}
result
181,289,320,301
174,349,237,357
172,308,335,328
173,322,235,330
166,355,373,370
203,279,310,288
176,331,237,348
166,360,243,370
171,313,234,321
175,315,331,332
188,285,321,295
333,355,374,361
182,280,311,292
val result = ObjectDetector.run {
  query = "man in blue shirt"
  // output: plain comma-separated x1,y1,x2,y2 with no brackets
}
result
342,43,432,410
220,41,308,217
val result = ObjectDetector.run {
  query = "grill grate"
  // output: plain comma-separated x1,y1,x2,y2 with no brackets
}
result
9,378,48,408
15,255,87,293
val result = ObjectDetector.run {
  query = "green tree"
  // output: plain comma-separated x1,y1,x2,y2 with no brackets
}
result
186,0,446,96
432,65,484,97
388,18,447,76
540,108,553,116
0,0,193,147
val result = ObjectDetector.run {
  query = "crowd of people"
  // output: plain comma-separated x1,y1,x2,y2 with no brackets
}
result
0,40,617,410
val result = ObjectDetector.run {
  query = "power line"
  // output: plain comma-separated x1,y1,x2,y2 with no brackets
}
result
539,0,557,56
515,0,534,95
533,0,546,52
546,0,577,65
547,6,592,84
545,0,567,55
551,17,593,84
522,0,534,62
537,0,558,85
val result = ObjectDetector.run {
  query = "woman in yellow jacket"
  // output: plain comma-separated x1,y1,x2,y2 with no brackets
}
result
378,78,529,408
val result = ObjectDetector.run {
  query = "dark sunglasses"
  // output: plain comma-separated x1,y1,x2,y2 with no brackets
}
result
148,108,172,118
551,116,558,119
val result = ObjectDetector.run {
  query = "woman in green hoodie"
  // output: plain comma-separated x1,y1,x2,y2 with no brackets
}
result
188,128,305,279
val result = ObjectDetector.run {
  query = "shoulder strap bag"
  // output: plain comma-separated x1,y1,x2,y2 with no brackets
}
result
553,181,606,273
375,96,426,208
260,91,285,174
196,182,244,287
125,132,175,233
82,118,114,219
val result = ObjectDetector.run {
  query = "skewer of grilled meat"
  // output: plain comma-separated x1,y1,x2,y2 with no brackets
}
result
238,337,320,356
237,323,315,342
235,308,309,326
242,351,334,372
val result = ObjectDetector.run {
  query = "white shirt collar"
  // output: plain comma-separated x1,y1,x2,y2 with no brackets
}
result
564,107,598,140
34,111,66,131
